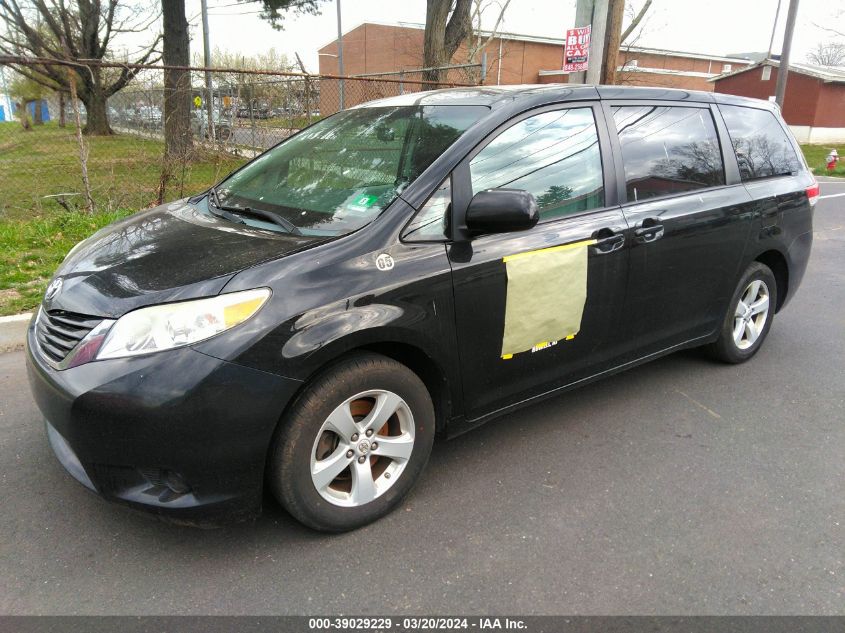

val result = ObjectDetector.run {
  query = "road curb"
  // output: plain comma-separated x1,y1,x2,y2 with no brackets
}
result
0,313,32,354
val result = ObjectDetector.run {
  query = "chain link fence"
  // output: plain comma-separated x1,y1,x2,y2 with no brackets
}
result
0,60,475,219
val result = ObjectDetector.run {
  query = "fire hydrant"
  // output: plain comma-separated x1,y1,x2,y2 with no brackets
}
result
826,149,839,173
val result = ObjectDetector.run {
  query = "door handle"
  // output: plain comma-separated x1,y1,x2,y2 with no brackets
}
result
592,228,625,254
634,218,664,243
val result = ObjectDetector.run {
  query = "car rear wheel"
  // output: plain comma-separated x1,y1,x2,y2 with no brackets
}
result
707,262,777,363
269,353,435,532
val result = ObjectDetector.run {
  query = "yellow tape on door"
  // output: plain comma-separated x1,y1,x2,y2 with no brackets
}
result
500,239,596,359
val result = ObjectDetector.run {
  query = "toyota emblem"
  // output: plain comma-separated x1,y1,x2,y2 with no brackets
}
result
45,277,63,301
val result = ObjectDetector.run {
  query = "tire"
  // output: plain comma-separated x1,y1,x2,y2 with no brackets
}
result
269,353,435,532
707,262,777,364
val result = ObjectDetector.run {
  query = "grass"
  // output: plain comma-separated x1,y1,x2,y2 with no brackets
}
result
801,144,845,178
0,209,133,315
0,121,244,220
0,120,245,315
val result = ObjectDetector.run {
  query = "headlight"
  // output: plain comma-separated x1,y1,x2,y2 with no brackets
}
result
96,288,271,360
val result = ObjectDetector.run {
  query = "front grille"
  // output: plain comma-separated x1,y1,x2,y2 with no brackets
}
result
36,308,102,364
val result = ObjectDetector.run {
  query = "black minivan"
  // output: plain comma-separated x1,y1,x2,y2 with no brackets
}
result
26,85,817,531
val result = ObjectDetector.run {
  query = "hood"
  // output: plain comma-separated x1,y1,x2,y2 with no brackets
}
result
45,199,318,318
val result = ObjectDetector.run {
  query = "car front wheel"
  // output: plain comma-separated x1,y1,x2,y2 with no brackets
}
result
269,353,435,532
708,261,777,363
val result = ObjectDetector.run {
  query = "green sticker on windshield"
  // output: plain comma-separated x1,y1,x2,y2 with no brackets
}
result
346,193,380,214
353,194,378,207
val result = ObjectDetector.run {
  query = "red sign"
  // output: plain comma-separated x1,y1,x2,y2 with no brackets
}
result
563,25,591,72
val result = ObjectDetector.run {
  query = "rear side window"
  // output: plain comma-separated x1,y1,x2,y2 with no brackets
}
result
719,105,801,181
613,106,725,202
469,107,604,220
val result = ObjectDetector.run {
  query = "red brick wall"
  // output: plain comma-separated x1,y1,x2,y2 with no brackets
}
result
317,24,751,100
617,71,714,91
713,66,835,127
318,24,426,74
814,82,845,127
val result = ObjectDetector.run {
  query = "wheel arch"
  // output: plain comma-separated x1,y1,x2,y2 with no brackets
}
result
355,341,452,436
274,336,455,443
754,249,789,312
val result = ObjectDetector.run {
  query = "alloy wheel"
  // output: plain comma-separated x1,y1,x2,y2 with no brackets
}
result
732,279,770,350
309,390,415,507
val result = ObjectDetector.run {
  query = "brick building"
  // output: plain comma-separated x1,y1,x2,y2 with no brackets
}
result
316,21,753,112
712,60,845,144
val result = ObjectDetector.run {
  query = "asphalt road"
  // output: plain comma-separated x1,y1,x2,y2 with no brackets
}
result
230,123,293,149
1,183,843,616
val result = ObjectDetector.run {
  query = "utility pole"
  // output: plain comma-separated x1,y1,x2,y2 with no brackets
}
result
601,0,625,85
200,0,214,138
775,0,799,107
336,0,345,110
295,52,312,125
568,0,612,84
569,0,594,84
766,0,783,59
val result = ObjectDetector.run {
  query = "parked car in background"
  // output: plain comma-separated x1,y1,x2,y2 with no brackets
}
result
237,102,270,119
192,110,233,141
26,86,815,532
137,105,162,129
62,102,86,122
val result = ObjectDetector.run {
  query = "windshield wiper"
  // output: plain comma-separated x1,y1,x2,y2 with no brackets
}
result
228,206,304,236
207,188,246,225
208,187,303,236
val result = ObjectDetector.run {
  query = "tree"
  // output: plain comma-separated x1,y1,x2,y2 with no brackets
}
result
162,0,191,158
0,1,161,135
807,42,845,66
423,0,473,85
196,47,295,74
618,0,656,85
237,0,322,30
465,0,512,83
600,0,626,84
193,47,296,107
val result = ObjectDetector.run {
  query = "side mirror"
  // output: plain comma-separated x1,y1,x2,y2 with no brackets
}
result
465,189,539,236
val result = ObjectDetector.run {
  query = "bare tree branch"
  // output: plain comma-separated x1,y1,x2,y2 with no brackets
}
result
806,41,845,66
621,0,652,43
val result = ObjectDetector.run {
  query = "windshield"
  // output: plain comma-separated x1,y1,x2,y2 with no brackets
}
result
213,105,488,236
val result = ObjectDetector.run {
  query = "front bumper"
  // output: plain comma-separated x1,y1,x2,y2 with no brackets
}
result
25,320,302,526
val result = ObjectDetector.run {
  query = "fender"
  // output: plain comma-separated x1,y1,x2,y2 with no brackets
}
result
284,300,436,367
281,306,462,433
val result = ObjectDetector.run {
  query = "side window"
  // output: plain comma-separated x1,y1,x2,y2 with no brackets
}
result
402,178,451,241
469,108,604,220
613,105,725,202
719,105,801,181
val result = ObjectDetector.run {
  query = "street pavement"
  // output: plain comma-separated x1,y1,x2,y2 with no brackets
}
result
0,183,843,615
230,123,294,149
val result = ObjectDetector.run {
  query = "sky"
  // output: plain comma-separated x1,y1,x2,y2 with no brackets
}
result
169,0,845,73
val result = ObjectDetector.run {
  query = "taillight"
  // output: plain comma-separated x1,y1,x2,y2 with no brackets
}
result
806,180,820,207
